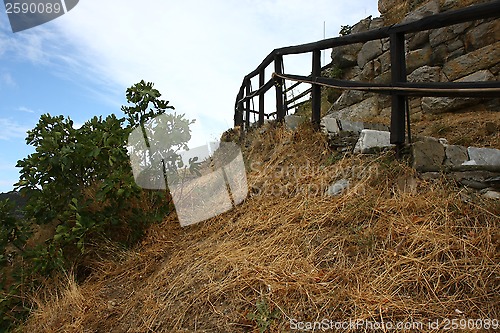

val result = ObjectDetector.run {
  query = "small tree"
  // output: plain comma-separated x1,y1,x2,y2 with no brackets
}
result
14,80,193,275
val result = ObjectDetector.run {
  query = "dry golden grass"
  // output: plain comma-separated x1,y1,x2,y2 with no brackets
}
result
21,124,499,332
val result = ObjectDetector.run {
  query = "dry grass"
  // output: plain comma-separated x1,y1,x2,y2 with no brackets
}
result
21,124,499,332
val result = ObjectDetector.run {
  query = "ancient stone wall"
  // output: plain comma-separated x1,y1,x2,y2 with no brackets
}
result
379,0,492,25
327,0,499,123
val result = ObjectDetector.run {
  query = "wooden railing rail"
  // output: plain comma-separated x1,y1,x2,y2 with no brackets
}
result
235,0,500,150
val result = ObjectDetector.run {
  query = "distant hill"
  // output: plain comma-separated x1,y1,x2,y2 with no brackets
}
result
0,191,28,218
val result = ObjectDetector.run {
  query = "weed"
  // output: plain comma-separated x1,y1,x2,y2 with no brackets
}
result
247,298,280,333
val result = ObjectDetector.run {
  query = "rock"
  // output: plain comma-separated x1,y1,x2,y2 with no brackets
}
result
421,70,495,114
444,144,468,166
402,0,440,23
338,119,365,133
379,0,406,19
412,138,445,170
382,37,390,52
467,147,500,166
442,41,500,81
353,129,392,154
447,46,465,61
459,179,489,189
465,20,500,52
452,171,499,190
447,39,464,53
429,22,470,48
325,179,350,196
357,40,383,69
483,190,500,200
333,90,366,109
406,47,433,74
378,0,400,16
373,70,392,84
331,43,363,69
285,115,304,130
369,17,385,30
430,44,448,66
360,60,375,81
321,117,340,134
351,17,372,34
342,66,362,80
408,65,441,83
378,51,391,73
334,96,380,121
408,31,430,51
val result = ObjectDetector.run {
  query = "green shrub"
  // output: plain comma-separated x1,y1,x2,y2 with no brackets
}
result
0,80,194,331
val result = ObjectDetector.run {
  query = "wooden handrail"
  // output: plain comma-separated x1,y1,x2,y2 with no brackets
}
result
235,0,500,148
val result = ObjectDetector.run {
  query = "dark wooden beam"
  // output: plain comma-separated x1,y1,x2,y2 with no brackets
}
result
286,87,312,105
245,80,251,129
311,50,322,130
258,68,265,126
276,73,500,98
390,32,407,147
274,55,285,122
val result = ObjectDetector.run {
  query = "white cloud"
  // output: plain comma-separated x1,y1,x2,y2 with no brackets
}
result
18,106,35,113
0,118,29,141
0,72,16,88
2,0,379,146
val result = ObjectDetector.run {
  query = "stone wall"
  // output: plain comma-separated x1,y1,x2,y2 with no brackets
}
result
379,0,492,25
326,0,499,123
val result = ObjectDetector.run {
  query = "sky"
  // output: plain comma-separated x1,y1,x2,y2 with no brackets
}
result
0,0,379,193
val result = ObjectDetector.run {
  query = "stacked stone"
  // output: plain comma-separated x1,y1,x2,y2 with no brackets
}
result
326,0,499,123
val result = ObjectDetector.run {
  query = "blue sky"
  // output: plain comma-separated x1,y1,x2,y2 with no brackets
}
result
0,0,379,193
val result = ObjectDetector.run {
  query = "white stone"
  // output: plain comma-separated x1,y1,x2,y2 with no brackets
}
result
339,119,365,133
325,179,350,196
321,117,340,134
354,129,393,154
483,191,500,200
466,147,500,166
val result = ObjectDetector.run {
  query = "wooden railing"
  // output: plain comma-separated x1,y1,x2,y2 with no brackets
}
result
234,0,500,149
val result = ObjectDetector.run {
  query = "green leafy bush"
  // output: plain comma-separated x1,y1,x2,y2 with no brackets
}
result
0,80,195,331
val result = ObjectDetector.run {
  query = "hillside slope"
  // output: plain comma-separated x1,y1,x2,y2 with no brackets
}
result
22,124,499,332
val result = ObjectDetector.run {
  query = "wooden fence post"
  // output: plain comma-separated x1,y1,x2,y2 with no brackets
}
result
235,92,244,127
390,32,407,150
245,80,251,130
311,49,322,130
274,54,285,122
259,68,265,126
